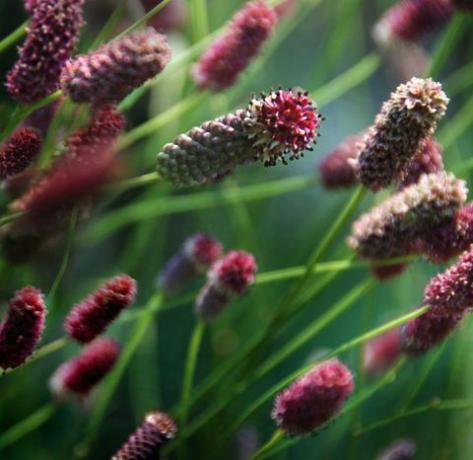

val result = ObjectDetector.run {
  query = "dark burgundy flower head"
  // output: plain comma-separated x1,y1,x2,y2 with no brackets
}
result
112,411,177,459
363,328,401,376
0,128,42,180
141,0,187,32
61,28,171,107
158,233,223,296
192,0,278,91
7,0,84,103
50,338,119,398
0,286,46,370
195,250,257,321
64,274,137,343
376,439,416,460
272,359,354,435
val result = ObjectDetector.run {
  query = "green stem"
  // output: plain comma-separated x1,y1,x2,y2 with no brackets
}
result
191,0,209,42
104,172,161,194
251,430,285,460
0,21,27,55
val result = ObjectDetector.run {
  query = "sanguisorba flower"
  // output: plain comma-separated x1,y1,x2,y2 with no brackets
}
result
157,89,321,185
61,28,171,107
50,338,119,399
355,77,449,191
112,411,177,460
0,286,46,370
376,439,417,460
348,172,467,260
158,233,223,296
0,128,42,180
362,328,402,376
272,359,354,435
195,250,257,321
192,0,278,91
7,0,84,103
64,274,137,343
373,0,453,46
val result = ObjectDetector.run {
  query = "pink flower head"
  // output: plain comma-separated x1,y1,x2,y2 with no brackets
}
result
376,439,416,460
363,329,402,376
0,286,46,370
192,0,278,91
272,359,354,435
24,0,37,13
7,0,84,103
112,411,177,459
0,128,42,180
50,338,119,398
61,28,171,107
373,0,453,46
158,233,223,296
141,0,187,32
195,250,257,321
64,275,137,343
401,308,464,356
423,246,473,312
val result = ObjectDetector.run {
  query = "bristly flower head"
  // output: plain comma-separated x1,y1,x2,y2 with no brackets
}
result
363,329,401,376
373,0,453,46
401,308,464,356
355,77,449,191
451,0,473,10
0,286,46,370
195,250,257,321
61,28,171,107
318,133,363,189
0,128,42,180
50,338,119,398
112,411,177,460
158,233,223,296
376,439,417,460
156,89,321,185
348,172,467,260
192,0,278,91
272,359,354,435
423,246,473,313
7,0,84,103
64,274,137,343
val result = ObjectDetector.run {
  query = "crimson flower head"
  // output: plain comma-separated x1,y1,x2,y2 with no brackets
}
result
0,128,42,180
61,28,171,107
158,233,223,296
272,359,354,435
363,329,401,376
64,274,137,343
50,338,119,399
376,439,416,460
7,0,84,103
192,0,278,91
195,250,257,321
112,411,177,460
0,286,46,370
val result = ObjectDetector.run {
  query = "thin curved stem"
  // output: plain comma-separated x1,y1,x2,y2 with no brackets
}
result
251,430,284,460
0,21,27,55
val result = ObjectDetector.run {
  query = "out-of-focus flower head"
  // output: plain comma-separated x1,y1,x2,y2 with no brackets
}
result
363,328,401,376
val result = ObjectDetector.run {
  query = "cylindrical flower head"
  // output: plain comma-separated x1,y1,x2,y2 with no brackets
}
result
0,286,46,369
272,359,354,435
141,0,187,32
50,338,119,398
158,233,223,296
397,137,444,189
348,172,467,259
64,274,137,343
355,77,449,191
373,0,453,46
423,246,473,312
112,411,177,460
376,439,416,460
61,28,171,107
192,1,278,91
363,329,401,376
195,250,257,321
318,133,363,189
0,128,42,180
7,0,84,103
401,308,464,356
451,0,473,10
156,89,321,185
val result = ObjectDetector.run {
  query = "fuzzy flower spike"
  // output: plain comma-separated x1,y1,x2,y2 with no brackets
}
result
272,359,354,435
112,411,177,459
61,28,171,107
157,89,321,185
355,77,449,191
0,287,46,370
